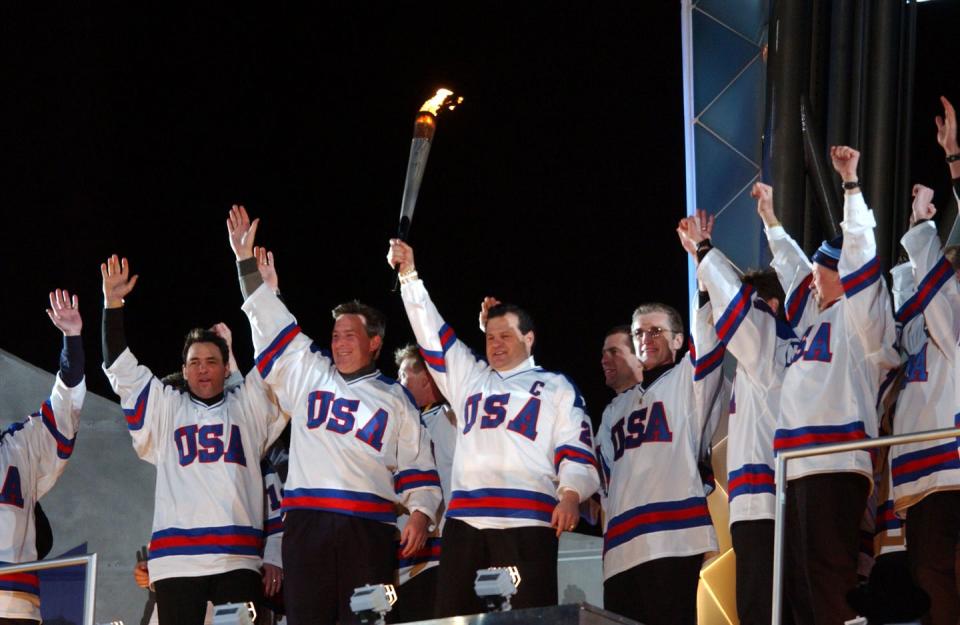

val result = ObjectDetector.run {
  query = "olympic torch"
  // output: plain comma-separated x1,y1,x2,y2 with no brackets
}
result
392,88,463,288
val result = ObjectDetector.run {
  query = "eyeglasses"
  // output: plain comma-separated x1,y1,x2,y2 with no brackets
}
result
632,326,675,340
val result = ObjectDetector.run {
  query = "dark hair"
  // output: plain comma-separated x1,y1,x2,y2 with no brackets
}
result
161,371,186,390
394,344,425,371
604,325,636,355
331,300,387,339
182,328,229,365
742,268,787,320
631,302,684,335
487,303,535,336
945,245,960,272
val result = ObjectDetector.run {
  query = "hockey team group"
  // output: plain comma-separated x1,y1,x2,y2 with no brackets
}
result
2,97,960,625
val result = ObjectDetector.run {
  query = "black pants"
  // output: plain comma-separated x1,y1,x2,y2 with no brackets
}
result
392,567,438,622
0,620,40,625
434,518,558,618
785,472,869,625
154,569,261,625
282,510,395,625
603,554,702,625
732,519,784,625
906,491,960,625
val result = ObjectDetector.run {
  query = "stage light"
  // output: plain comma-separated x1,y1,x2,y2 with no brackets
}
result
350,583,397,625
474,566,521,612
211,602,256,625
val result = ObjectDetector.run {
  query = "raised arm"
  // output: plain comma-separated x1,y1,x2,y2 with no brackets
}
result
936,96,960,186
387,239,489,410
831,146,898,367
756,183,815,330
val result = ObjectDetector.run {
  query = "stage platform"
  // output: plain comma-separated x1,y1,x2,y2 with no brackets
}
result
398,603,640,625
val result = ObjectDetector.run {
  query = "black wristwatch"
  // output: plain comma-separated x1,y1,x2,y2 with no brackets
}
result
946,153,960,163
842,180,861,190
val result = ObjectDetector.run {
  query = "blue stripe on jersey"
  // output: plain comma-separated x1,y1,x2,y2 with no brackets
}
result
149,525,263,559
394,469,442,493
715,283,754,343
447,488,556,523
785,274,813,329
841,257,881,298
256,322,301,378
604,496,712,554
891,441,960,487
895,256,954,324
39,398,76,459
690,343,725,381
727,464,775,501
123,383,151,431
282,487,397,523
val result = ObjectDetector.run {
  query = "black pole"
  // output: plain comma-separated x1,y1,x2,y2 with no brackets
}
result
891,0,917,252
826,0,855,150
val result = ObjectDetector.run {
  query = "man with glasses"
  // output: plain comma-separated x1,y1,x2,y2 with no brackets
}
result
595,216,727,625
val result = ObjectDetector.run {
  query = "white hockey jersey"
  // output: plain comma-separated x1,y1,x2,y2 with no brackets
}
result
399,278,600,531
890,221,960,514
596,302,725,580
104,349,287,583
395,402,457,585
698,248,799,525
766,192,898,481
0,374,84,620
242,284,442,526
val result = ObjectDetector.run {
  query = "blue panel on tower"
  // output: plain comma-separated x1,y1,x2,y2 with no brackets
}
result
711,184,768,272
692,9,760,116
694,124,758,213
698,56,764,164
697,0,769,44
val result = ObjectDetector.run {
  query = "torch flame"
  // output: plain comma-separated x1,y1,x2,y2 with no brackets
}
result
419,88,464,116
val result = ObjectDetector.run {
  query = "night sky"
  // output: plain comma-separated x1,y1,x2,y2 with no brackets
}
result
1,2,957,424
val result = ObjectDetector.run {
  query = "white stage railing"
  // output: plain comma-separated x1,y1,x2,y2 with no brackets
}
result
772,426,960,625
0,553,98,625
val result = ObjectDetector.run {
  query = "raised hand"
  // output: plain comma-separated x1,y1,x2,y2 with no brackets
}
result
100,255,138,309
478,296,502,332
47,289,81,336
936,96,959,156
226,204,259,261
254,246,279,292
910,184,936,226
830,145,860,183
676,217,698,256
387,239,416,275
752,182,777,227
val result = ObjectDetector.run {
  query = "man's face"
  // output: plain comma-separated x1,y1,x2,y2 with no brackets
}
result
398,358,432,409
331,314,381,375
811,264,843,305
632,311,683,370
486,312,534,372
182,342,228,400
601,332,642,392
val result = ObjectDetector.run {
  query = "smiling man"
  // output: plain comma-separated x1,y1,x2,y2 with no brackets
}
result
387,238,600,617
228,207,441,625
601,326,643,394
100,255,288,625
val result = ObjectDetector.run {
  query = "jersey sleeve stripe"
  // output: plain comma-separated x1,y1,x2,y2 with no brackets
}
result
256,322,302,378
554,445,598,472
875,500,902,532
394,469,442,493
691,343,725,381
894,256,953,323
419,346,447,373
715,284,754,343
447,488,556,522
840,256,881,297
774,421,868,453
39,398,76,459
603,496,712,554
122,383,151,431
281,487,396,523
396,537,442,569
786,274,813,328
264,517,284,537
0,571,39,596
727,464,775,501
891,441,960,486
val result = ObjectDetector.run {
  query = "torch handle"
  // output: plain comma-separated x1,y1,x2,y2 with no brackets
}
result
390,218,412,292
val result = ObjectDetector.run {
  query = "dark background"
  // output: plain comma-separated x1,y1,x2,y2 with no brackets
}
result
1,2,958,422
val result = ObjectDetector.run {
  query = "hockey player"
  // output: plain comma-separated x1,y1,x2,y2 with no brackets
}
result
386,238,600,617
601,326,643,394
228,207,441,625
100,255,288,625
679,198,798,625
889,183,960,625
595,218,726,625
760,146,898,624
390,345,457,622
0,290,85,624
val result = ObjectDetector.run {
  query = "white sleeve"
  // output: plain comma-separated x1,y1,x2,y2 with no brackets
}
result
838,192,899,368
765,225,816,331
393,396,443,524
687,299,726,442
238,368,290,457
28,374,86,498
241,283,335,415
103,348,176,464
399,278,490,410
552,380,601,502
